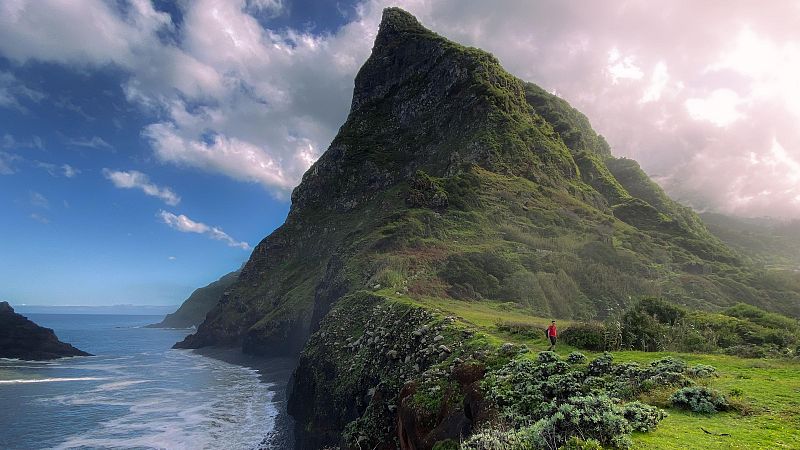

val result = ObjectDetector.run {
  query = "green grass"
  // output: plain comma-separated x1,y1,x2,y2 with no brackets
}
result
390,293,800,448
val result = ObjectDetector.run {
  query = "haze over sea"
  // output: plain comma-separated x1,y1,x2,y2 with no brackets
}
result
0,313,281,449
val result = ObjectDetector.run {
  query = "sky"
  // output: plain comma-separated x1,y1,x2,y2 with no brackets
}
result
2,0,800,307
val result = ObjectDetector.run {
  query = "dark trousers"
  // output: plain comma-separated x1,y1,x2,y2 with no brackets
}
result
547,335,557,349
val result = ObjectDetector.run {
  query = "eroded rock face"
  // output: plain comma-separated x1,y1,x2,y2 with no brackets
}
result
287,293,488,450
0,301,91,360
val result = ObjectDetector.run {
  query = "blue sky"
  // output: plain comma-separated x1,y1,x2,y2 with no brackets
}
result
0,0,358,306
2,0,799,307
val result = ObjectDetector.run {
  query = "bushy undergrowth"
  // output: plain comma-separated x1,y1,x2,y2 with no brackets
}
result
670,386,729,413
477,351,694,448
563,298,800,356
622,401,667,432
566,351,587,364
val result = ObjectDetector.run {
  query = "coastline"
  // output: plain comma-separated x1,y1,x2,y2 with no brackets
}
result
192,347,296,450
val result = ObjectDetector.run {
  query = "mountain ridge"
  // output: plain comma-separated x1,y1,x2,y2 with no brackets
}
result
175,8,800,446
147,271,239,329
177,6,799,357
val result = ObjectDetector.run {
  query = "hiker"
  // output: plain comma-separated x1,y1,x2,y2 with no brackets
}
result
546,320,558,351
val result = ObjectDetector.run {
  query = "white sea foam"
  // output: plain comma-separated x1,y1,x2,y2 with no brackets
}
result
50,355,277,450
0,377,106,384
94,379,151,391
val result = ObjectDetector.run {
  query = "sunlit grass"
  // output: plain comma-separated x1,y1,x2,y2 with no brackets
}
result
390,292,800,448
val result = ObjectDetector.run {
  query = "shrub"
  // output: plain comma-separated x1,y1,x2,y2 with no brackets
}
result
637,297,686,325
406,170,448,209
587,352,614,376
461,427,532,450
526,395,632,449
537,351,561,363
687,364,718,378
670,386,729,413
567,351,587,364
649,357,687,375
620,305,669,351
622,401,667,432
561,322,607,351
558,437,604,450
431,439,458,450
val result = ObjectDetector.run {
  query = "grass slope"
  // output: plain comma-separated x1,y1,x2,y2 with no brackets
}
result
393,293,800,448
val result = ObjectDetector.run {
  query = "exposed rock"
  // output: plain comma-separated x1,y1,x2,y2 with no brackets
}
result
0,302,91,360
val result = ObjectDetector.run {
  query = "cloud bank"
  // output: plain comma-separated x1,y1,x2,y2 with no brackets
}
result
103,169,180,206
2,0,800,217
157,210,250,250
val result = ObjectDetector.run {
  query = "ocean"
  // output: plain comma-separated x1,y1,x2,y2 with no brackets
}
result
0,314,289,450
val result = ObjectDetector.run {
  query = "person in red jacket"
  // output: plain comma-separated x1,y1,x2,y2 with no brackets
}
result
546,320,558,351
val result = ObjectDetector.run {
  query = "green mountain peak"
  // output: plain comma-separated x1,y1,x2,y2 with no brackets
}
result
175,9,800,447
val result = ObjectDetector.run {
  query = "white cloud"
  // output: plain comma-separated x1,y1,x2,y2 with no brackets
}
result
607,48,644,83
62,164,79,178
103,169,181,205
2,133,43,150
2,0,800,218
29,191,49,209
158,210,250,249
640,62,669,103
68,136,114,151
0,152,19,175
685,89,743,127
0,71,44,111
29,213,49,224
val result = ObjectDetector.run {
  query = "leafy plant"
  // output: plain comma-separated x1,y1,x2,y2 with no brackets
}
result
567,351,587,364
562,323,607,351
621,401,667,432
670,386,729,413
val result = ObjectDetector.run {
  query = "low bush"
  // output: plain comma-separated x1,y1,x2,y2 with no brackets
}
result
526,395,632,449
558,437,603,450
670,386,729,413
687,364,718,378
587,352,614,376
622,401,667,432
561,322,607,351
567,351,587,364
460,427,532,450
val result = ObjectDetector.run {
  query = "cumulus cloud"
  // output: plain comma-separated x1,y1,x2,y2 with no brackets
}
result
103,169,180,205
2,0,800,217
157,210,250,249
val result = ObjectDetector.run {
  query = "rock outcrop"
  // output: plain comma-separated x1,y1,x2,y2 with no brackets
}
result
148,271,239,329
0,301,91,360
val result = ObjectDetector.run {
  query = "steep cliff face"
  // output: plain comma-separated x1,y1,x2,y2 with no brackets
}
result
0,302,91,360
288,292,490,449
148,271,239,329
178,7,799,356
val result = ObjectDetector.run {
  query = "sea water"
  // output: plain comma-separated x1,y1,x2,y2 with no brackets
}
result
0,314,279,449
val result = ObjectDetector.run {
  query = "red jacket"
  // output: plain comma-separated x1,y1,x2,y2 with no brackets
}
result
547,325,557,337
